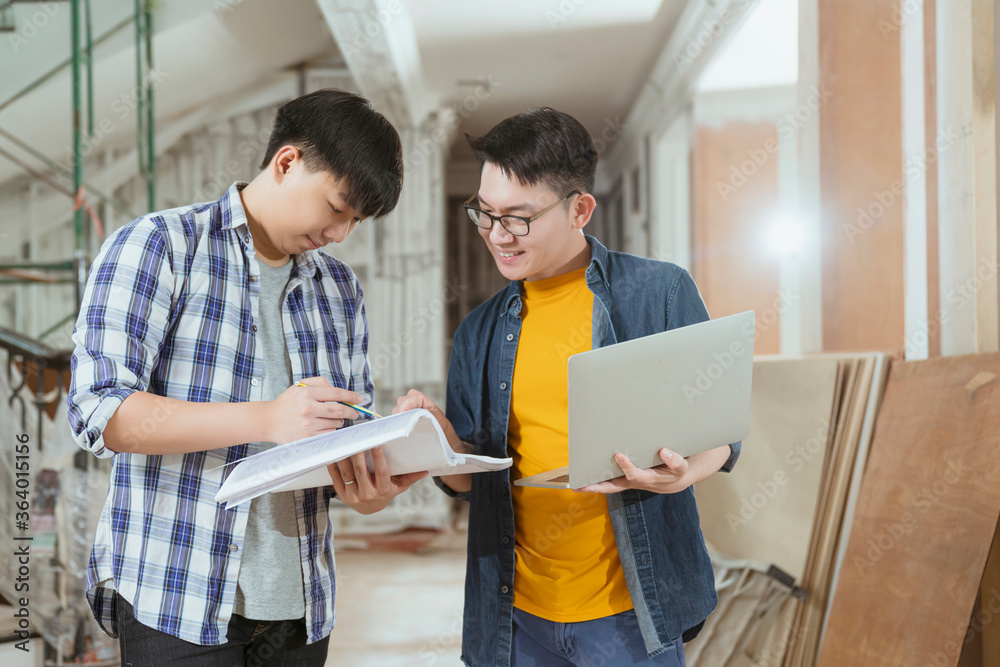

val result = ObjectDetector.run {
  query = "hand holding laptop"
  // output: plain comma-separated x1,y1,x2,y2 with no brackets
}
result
575,446,731,495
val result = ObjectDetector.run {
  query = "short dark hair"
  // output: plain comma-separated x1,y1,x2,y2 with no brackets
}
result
261,89,403,219
465,107,598,196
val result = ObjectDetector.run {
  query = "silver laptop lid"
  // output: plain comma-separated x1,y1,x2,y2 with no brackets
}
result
566,311,755,489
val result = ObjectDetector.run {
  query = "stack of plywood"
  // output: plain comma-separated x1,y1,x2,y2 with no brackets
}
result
816,353,1000,666
692,353,892,666
684,554,807,666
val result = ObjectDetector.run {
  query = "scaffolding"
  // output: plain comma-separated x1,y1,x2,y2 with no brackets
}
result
0,0,155,308
0,8,157,662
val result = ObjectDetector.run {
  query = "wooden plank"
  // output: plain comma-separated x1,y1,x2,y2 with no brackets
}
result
695,357,841,579
817,353,1000,666
972,0,998,354
818,0,905,353
692,122,783,354
975,517,1000,664
789,358,871,666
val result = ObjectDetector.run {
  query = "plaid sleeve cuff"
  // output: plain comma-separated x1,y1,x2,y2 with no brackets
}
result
71,387,135,459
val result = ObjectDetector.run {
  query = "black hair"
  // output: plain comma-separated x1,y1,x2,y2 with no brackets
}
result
465,107,598,197
260,89,403,219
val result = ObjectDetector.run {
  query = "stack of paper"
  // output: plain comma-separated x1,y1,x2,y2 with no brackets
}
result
215,409,511,508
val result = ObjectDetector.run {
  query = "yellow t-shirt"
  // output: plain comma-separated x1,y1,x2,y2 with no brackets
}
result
509,266,633,622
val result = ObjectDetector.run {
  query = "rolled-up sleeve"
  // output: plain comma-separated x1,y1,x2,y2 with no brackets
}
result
67,218,175,458
666,267,741,473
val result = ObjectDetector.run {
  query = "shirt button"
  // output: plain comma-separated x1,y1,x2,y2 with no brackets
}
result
229,544,238,552
502,536,510,545
506,333,514,341
252,324,258,333
500,382,508,390
250,378,259,386
244,235,250,244
249,275,258,282
501,585,509,594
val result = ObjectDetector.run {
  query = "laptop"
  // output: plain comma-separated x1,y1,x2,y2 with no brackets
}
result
514,310,755,490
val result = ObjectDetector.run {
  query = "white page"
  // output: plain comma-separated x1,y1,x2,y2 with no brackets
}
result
216,409,510,507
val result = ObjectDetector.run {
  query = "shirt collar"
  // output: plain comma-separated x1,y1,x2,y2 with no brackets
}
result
220,182,324,279
584,234,611,288
502,234,610,311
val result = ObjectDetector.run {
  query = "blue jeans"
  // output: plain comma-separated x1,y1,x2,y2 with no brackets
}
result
512,608,686,666
115,594,329,666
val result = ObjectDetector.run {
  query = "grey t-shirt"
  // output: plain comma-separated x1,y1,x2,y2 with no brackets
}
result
233,258,306,620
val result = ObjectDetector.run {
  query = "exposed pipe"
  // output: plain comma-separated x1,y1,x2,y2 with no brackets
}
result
71,0,84,259
84,0,94,137
145,2,154,210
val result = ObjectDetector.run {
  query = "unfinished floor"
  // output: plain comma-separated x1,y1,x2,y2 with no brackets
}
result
325,529,466,666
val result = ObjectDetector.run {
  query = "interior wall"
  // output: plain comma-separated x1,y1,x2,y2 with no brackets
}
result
818,0,905,352
692,121,782,355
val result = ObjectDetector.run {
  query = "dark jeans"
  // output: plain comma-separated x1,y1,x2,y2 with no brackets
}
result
512,608,685,666
115,594,330,666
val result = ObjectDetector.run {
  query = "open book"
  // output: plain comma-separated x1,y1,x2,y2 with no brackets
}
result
215,408,511,508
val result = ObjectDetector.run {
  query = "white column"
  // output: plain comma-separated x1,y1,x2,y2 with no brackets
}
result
902,0,929,360
649,110,692,269
795,0,823,352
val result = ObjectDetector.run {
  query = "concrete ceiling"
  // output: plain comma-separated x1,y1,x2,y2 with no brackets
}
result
0,0,697,187
411,0,691,159
0,0,337,186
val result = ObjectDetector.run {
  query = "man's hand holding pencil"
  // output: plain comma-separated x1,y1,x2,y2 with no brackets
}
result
286,378,426,515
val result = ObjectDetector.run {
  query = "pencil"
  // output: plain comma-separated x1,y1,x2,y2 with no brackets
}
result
295,382,383,419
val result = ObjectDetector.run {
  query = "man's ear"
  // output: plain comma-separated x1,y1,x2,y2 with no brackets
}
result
571,193,598,231
271,145,303,182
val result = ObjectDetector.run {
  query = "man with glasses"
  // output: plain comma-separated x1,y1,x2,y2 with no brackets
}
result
394,108,739,666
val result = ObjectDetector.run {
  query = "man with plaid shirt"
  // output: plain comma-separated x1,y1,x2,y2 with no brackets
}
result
67,90,423,665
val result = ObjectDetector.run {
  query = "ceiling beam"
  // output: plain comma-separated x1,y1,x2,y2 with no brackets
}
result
315,0,431,128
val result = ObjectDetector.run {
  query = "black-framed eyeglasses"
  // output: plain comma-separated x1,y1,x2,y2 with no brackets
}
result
463,191,581,237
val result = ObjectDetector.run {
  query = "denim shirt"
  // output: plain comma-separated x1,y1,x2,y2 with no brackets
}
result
437,235,741,665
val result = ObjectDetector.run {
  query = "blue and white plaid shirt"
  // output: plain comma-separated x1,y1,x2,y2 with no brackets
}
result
67,182,373,646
